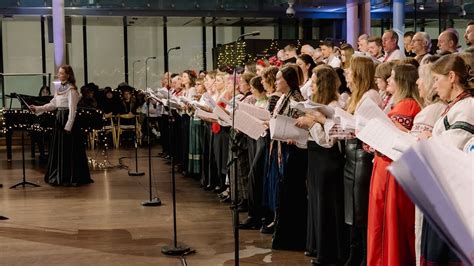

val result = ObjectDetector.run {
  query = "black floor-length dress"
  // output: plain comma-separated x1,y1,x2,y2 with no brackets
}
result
45,108,92,186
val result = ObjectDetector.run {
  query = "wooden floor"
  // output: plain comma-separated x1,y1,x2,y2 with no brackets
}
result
0,145,310,265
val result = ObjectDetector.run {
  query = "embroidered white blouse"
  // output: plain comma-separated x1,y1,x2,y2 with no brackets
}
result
410,102,447,137
35,84,80,132
432,97,474,150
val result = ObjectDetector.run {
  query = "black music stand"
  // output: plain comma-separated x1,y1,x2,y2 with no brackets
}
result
10,94,40,189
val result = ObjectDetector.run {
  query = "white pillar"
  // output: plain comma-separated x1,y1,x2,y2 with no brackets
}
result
360,0,371,36
346,1,358,48
393,0,405,50
52,0,66,70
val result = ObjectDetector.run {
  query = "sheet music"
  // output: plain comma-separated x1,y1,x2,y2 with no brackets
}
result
269,115,308,145
195,108,218,121
354,98,392,130
191,100,209,110
213,105,232,126
290,100,335,118
334,107,356,130
234,109,267,140
202,92,217,109
389,139,474,265
238,102,271,121
356,118,417,161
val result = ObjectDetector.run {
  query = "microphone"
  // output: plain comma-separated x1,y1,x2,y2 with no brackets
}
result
238,31,260,39
167,46,181,53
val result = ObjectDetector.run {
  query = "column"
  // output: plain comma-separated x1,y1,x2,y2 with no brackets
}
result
393,0,405,51
52,0,66,69
346,0,358,48
360,0,371,36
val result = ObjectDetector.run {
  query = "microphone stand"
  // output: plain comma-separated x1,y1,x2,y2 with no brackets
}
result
162,46,192,256
132,59,142,88
141,56,161,206
230,31,260,266
128,59,145,177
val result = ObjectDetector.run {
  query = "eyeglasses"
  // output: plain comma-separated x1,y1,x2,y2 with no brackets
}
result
411,39,423,43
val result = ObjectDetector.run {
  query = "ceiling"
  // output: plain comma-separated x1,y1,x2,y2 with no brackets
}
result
0,0,472,22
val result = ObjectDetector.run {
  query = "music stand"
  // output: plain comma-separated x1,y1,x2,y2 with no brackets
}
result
10,94,40,189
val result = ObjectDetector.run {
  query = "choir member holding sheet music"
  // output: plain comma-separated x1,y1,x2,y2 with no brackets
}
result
418,54,474,265
336,56,383,266
410,55,446,265
267,65,308,251
294,65,348,264
259,66,283,234
228,72,256,211
239,76,271,230
367,64,422,266
210,72,230,193
295,59,391,264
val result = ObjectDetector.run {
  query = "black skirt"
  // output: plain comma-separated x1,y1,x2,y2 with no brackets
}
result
343,139,373,226
45,109,92,186
420,220,461,265
306,141,347,263
272,143,308,251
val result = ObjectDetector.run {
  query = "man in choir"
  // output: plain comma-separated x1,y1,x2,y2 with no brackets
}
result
381,29,406,62
411,32,432,63
437,30,459,54
464,22,474,48
357,34,369,53
283,44,297,64
300,44,315,57
368,36,384,62
277,49,287,62
320,40,341,68
404,31,416,57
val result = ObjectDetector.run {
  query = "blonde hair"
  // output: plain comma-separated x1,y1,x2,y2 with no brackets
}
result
346,56,376,114
311,65,340,105
418,63,440,105
392,64,423,106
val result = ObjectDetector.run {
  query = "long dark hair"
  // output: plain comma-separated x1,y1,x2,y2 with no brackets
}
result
280,65,300,91
297,54,316,78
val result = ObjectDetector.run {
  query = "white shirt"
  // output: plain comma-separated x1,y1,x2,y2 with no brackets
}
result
432,97,474,150
411,102,447,137
309,100,341,148
300,79,312,100
36,85,80,131
325,55,342,68
383,48,405,62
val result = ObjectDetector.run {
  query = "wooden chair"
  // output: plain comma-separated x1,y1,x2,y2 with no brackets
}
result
116,113,141,148
102,113,117,149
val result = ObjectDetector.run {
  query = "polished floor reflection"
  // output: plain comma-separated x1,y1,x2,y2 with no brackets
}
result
0,146,310,265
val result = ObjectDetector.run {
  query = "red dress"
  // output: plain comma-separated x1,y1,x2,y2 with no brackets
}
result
367,98,421,266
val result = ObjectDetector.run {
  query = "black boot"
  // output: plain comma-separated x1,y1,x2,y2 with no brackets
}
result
344,226,362,266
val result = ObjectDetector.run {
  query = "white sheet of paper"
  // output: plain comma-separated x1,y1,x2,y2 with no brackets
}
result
195,108,218,121
238,102,271,121
290,100,335,118
355,98,392,131
269,115,308,145
356,118,417,161
213,105,232,126
334,107,356,130
389,139,474,265
234,110,267,140
202,92,217,109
